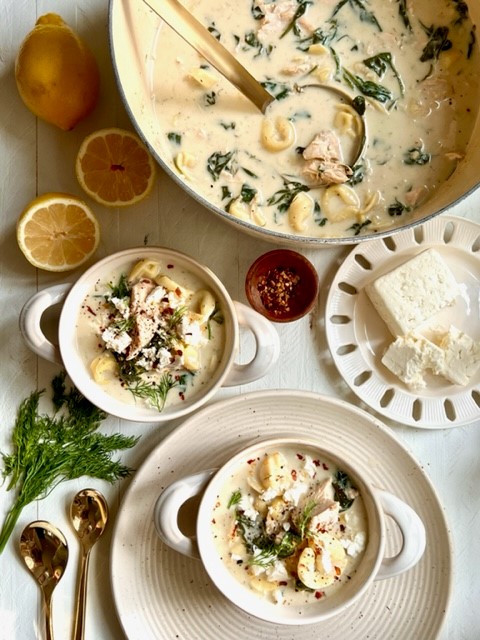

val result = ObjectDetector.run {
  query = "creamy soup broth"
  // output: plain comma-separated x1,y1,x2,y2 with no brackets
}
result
211,445,368,605
76,258,225,412
150,0,479,239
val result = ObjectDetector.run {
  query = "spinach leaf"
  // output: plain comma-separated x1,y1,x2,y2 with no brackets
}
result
452,0,469,25
332,470,356,510
207,150,238,181
244,31,273,57
343,68,392,103
296,20,338,51
363,51,405,96
204,91,216,106
420,25,452,62
207,23,221,40
167,132,182,145
387,199,410,216
261,79,291,100
280,1,312,39
267,179,310,213
240,184,257,203
403,145,431,165
331,0,382,32
349,219,372,236
396,0,411,31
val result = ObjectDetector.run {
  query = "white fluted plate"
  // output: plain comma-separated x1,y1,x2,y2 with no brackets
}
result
325,215,480,428
110,390,451,639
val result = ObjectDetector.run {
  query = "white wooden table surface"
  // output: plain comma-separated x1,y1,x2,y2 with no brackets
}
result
1,1,479,639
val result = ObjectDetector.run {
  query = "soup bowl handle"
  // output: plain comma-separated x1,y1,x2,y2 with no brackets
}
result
223,301,280,386
374,488,426,580
154,469,217,559
19,283,71,365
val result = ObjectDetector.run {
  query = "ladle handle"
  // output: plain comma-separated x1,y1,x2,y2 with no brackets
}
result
142,0,274,113
72,549,91,640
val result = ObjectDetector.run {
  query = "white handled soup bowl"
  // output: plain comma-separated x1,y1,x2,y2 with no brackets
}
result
19,247,280,422
154,437,426,625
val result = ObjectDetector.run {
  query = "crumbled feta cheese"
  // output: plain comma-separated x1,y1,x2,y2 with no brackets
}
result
180,316,204,345
238,494,259,521
273,588,285,604
302,455,317,478
110,296,130,318
266,560,289,582
261,487,280,503
342,531,366,557
101,328,132,353
381,333,445,388
283,481,309,506
439,325,480,385
319,547,333,574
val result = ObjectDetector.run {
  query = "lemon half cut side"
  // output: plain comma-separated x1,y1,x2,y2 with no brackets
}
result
16,193,100,272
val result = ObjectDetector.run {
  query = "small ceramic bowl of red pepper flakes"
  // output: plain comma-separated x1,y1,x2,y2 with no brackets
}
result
245,249,319,322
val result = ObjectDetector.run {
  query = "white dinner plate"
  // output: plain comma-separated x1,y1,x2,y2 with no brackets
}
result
110,390,452,640
325,215,480,428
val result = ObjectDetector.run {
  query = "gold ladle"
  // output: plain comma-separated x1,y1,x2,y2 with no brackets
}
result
19,521,69,640
141,0,366,163
70,489,109,640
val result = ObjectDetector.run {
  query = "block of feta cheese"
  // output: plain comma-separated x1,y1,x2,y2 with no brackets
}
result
438,326,480,385
381,333,445,389
365,249,459,337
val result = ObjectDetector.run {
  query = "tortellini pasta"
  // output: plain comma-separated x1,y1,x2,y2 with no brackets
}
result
260,116,295,152
288,192,314,232
128,258,160,282
90,353,118,384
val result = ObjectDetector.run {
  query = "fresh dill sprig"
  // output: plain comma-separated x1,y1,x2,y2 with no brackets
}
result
107,273,130,299
296,500,317,538
228,490,242,508
0,372,139,554
127,372,184,412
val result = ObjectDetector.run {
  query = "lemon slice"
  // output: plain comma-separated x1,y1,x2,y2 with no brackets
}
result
75,128,156,207
17,193,100,272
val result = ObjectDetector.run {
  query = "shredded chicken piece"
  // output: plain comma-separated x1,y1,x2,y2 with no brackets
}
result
127,279,159,360
256,0,297,41
301,131,352,186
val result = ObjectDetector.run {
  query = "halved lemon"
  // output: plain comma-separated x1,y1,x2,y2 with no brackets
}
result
17,193,100,272
75,128,156,206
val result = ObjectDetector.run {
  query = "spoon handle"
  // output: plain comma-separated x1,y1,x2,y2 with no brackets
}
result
141,0,274,113
72,549,90,640
43,590,54,640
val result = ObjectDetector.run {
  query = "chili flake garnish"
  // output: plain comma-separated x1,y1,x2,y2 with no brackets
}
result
257,266,301,316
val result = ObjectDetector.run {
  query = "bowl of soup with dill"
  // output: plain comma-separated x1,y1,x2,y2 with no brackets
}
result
111,0,480,245
19,247,279,422
154,438,426,625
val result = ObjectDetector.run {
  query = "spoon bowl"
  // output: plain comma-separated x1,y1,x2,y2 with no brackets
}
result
70,489,109,640
20,520,69,640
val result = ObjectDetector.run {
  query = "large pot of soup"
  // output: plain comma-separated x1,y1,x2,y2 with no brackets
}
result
109,0,480,246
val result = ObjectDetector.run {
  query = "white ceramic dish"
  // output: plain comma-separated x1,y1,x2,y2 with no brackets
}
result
108,0,480,247
154,436,425,625
19,247,279,423
325,215,480,428
110,390,452,640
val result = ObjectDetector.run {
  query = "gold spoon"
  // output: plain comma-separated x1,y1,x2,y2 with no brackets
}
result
70,489,109,640
142,0,273,113
141,0,366,163
19,521,69,640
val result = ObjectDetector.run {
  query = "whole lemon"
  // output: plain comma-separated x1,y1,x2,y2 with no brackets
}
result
15,13,100,131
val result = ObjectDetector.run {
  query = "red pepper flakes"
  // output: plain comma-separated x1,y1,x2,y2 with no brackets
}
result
257,266,301,316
